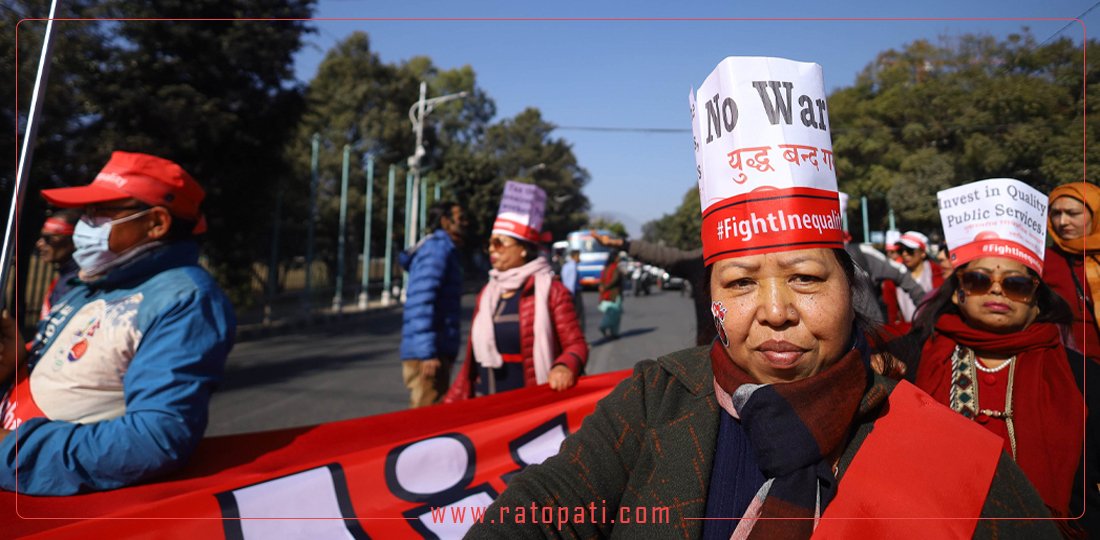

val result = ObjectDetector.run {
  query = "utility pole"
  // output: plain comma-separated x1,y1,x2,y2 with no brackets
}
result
358,155,374,310
305,133,320,316
407,82,467,242
333,144,350,312
382,165,396,306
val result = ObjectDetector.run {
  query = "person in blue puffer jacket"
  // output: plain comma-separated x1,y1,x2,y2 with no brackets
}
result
399,201,467,408
0,151,235,495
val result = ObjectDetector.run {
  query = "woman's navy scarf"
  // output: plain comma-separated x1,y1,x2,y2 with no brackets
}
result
708,332,872,538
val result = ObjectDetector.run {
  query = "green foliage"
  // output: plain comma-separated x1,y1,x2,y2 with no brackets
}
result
4,1,112,317
476,108,591,242
286,31,499,285
6,1,317,307
288,34,589,282
589,218,628,239
830,31,1098,236
642,186,701,250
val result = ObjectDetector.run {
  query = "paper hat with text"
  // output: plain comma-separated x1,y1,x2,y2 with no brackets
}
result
690,56,842,265
492,180,547,244
937,178,1048,275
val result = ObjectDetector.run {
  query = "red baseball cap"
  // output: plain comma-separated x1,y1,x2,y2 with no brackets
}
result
41,151,206,233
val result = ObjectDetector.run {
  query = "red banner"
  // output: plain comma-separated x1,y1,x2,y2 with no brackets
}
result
2,370,630,539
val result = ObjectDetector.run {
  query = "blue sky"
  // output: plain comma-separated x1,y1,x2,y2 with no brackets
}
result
292,1,1096,236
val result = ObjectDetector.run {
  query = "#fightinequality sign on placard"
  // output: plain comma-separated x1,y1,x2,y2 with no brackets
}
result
937,178,1048,274
690,57,843,265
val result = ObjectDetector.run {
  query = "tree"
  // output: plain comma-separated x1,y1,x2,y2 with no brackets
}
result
469,108,591,243
641,186,701,251
85,1,316,304
589,217,628,239
829,31,1098,236
287,32,497,288
6,2,318,308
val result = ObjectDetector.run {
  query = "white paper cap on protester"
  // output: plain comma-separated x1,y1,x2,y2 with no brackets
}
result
937,178,1048,275
491,180,547,244
690,56,843,265
885,229,902,248
896,231,929,252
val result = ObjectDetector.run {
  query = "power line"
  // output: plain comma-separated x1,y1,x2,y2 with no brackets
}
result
1039,1,1100,46
556,125,689,133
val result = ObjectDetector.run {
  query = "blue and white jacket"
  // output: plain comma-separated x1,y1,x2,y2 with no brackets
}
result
0,240,236,495
399,229,463,361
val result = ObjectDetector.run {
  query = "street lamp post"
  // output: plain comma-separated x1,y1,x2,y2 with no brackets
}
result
407,82,467,243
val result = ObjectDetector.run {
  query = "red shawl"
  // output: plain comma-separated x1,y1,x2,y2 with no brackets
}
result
598,259,621,302
914,314,1085,516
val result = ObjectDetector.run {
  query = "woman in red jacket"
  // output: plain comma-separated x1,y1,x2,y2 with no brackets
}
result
445,232,588,401
1044,182,1100,361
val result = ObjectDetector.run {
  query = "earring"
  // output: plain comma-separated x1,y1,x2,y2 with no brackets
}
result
957,289,966,304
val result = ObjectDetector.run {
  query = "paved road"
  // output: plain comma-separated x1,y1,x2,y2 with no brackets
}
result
206,287,696,436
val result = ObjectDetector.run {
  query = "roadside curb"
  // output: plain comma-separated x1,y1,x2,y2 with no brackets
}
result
235,303,403,343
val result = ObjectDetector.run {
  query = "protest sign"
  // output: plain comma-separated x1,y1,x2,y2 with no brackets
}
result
937,178,1047,274
492,180,547,244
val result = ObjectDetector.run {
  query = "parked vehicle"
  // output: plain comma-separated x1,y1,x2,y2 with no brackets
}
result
566,230,617,289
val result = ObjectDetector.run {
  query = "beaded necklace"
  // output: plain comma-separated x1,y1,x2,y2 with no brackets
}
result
948,346,1018,459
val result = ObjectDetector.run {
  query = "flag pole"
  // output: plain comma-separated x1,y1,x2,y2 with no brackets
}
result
1,0,61,310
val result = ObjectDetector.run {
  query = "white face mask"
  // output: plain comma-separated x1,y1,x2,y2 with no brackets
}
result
72,209,153,276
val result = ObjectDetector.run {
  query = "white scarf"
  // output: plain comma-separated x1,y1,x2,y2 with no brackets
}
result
472,258,555,384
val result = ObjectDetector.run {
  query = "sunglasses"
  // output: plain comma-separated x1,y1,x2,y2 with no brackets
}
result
38,234,69,245
959,271,1039,303
488,237,518,251
897,246,918,255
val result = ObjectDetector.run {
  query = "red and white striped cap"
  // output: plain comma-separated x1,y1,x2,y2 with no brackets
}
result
895,231,929,252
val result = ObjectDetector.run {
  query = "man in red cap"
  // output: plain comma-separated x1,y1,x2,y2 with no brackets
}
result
34,209,81,320
0,151,236,495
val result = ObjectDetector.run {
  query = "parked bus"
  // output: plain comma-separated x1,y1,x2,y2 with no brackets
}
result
566,230,616,288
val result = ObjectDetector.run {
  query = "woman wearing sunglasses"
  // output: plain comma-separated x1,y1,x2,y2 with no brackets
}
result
907,179,1084,531
444,182,587,401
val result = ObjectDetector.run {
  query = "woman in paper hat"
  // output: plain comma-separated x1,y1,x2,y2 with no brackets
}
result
904,178,1084,533
468,58,1056,539
1044,182,1100,362
444,181,588,401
